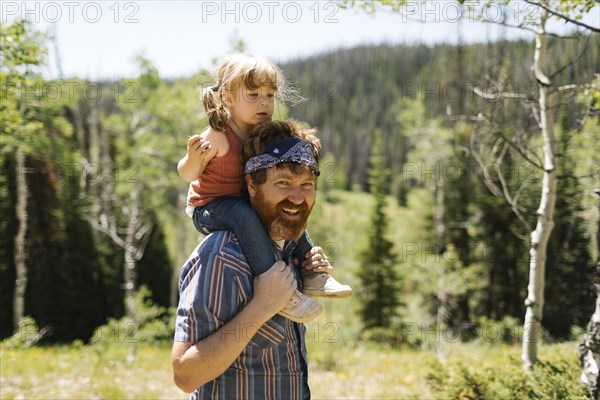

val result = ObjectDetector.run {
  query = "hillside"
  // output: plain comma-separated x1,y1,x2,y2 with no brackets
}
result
281,38,599,191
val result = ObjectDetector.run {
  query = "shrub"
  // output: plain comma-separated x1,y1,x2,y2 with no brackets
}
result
90,286,174,346
360,326,401,346
476,316,523,346
426,343,590,399
1,316,50,349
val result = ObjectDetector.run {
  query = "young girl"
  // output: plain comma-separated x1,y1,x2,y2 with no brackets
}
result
178,54,352,323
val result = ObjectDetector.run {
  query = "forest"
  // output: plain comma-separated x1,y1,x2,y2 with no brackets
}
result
1,1,599,397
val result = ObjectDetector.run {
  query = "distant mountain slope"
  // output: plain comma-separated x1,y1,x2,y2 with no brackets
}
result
281,37,598,190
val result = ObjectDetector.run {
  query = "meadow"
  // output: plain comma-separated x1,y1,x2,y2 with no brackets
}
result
0,336,589,399
1,189,592,399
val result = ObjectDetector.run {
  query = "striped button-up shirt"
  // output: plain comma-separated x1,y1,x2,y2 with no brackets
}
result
174,230,310,400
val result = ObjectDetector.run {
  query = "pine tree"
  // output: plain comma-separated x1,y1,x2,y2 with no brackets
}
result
358,131,401,330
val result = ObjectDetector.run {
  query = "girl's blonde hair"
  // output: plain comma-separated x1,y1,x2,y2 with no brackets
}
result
202,54,289,131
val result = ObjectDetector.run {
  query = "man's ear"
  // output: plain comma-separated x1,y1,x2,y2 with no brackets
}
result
246,175,257,197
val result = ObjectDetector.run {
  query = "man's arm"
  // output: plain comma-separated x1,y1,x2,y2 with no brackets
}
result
171,261,295,393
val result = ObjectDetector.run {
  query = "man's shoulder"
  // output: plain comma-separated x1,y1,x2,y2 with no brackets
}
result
198,230,251,274
199,230,240,253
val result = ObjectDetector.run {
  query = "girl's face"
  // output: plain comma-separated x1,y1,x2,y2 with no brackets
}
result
224,85,275,134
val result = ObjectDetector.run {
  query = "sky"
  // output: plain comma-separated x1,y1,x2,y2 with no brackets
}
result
2,0,598,80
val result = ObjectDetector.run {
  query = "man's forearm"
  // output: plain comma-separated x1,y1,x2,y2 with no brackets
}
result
171,300,271,393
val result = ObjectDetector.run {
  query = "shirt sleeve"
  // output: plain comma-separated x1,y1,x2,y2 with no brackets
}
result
174,233,243,343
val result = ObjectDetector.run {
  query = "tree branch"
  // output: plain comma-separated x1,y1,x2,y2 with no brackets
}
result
86,215,127,249
469,120,538,232
524,0,600,33
470,14,581,39
473,108,544,170
494,129,544,171
133,222,154,261
530,101,542,128
550,34,594,81
473,86,532,100
577,82,600,128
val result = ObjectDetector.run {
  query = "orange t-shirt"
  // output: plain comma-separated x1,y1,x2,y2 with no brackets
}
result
187,127,244,207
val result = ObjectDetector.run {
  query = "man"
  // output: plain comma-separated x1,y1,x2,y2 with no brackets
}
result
171,120,334,399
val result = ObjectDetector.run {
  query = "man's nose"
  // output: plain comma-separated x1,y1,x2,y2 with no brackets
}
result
286,187,304,204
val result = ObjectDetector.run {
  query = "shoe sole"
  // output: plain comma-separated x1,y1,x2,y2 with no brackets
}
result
303,288,353,298
278,304,323,323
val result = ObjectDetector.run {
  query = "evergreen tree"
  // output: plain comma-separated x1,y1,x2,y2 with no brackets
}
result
358,131,401,330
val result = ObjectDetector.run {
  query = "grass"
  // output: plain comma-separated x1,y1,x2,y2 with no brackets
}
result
1,342,185,400
1,339,588,399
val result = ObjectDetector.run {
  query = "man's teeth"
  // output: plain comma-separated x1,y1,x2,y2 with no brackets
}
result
283,208,299,214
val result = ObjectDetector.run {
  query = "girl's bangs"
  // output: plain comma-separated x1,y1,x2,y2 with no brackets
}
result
243,66,280,91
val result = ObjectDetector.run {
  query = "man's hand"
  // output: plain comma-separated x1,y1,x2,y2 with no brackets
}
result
252,261,296,320
172,260,295,393
301,246,334,274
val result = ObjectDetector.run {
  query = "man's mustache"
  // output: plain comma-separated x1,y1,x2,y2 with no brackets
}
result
277,200,309,213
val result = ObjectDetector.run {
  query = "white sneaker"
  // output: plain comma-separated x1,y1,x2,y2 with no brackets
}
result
302,273,353,298
278,289,322,323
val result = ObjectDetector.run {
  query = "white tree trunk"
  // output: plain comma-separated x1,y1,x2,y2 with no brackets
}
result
579,193,600,398
124,185,140,363
122,179,153,363
124,185,140,323
13,148,28,331
85,118,153,362
435,177,448,364
435,177,449,327
522,2,557,370
580,270,600,398
87,105,101,213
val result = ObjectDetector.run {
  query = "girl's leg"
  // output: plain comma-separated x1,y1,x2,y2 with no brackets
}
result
295,231,319,279
298,231,353,298
193,197,276,276
194,198,323,322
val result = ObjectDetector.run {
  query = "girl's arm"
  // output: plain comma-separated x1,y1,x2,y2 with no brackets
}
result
177,129,220,182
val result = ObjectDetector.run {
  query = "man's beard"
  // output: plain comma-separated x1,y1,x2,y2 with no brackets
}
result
252,189,313,241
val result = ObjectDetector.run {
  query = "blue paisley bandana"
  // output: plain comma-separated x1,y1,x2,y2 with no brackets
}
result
244,138,320,176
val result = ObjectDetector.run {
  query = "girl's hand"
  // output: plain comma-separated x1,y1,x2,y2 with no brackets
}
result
187,135,213,162
301,246,334,274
